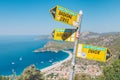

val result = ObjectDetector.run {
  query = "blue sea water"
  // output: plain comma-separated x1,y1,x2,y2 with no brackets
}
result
0,35,69,76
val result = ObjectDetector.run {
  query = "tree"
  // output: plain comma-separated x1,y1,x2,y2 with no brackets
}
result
0,76,9,80
99,59,120,80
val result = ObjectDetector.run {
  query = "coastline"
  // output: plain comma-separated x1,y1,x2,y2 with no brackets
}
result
0,50,72,77
40,50,72,72
0,50,72,80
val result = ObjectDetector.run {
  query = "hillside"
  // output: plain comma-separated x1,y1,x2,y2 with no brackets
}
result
34,32,120,80
34,32,120,64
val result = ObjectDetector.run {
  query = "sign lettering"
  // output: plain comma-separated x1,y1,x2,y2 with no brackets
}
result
88,49,100,54
59,11,72,19
59,16,69,23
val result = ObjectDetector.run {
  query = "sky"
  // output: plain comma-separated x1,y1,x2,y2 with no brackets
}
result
0,0,120,35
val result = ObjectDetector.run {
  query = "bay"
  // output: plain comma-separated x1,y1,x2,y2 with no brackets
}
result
0,35,69,75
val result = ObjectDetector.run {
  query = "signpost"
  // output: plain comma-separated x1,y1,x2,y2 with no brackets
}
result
76,44,112,62
49,5,112,80
51,28,77,42
69,11,83,80
50,5,83,80
50,5,79,27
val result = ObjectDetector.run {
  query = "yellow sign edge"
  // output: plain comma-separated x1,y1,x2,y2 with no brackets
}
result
50,5,80,27
106,48,113,62
76,44,112,62
53,28,76,42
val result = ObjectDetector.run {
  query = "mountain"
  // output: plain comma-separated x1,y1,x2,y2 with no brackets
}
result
80,31,100,39
34,32,120,60
34,35,51,40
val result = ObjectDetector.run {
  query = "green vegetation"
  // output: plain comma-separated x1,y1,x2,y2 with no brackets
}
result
16,65,44,80
102,59,120,80
0,76,9,80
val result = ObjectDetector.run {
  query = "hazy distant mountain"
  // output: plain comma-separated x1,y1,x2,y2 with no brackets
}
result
34,35,51,40
80,31,120,39
80,31,100,39
34,32,120,41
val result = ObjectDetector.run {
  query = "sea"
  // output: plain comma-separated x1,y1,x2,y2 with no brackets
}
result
0,35,69,76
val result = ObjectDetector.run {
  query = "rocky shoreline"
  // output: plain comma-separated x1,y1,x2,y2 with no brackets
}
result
33,41,74,53
33,48,59,53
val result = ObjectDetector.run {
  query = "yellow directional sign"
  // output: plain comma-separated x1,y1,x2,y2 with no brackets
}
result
76,44,112,62
51,28,77,42
50,5,80,27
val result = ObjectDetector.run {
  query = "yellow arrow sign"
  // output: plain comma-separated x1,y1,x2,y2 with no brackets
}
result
76,44,112,62
51,28,77,42
50,5,80,27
